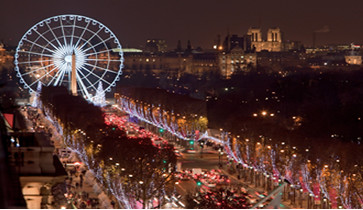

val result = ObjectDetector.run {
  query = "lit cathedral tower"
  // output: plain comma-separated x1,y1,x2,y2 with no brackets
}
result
267,27,282,42
247,27,262,42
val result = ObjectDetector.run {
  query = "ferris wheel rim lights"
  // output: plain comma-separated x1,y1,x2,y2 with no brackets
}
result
14,14,124,100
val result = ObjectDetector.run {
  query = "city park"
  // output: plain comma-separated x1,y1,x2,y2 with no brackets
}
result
13,14,363,208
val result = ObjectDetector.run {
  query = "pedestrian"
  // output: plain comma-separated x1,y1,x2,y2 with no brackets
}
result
76,182,79,189
91,199,96,209
80,174,83,185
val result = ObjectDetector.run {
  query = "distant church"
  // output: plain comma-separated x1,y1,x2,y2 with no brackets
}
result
220,27,285,53
247,27,283,52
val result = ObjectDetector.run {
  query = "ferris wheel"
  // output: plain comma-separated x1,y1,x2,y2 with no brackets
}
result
14,14,124,101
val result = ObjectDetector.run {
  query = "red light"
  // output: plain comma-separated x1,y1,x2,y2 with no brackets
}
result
227,179,230,183
217,202,221,206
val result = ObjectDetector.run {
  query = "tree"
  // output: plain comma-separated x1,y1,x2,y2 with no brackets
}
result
93,82,106,107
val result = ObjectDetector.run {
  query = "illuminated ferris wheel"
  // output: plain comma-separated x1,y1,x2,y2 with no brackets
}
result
14,14,124,100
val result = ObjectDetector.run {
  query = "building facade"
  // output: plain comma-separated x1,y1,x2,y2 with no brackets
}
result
0,43,13,64
219,47,257,78
247,27,284,52
145,39,168,53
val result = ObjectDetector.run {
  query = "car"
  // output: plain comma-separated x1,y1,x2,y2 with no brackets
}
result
174,150,183,157
186,149,197,154
247,197,257,204
205,181,217,188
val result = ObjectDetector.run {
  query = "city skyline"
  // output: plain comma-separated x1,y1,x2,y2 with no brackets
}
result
0,1,363,209
1,0,363,49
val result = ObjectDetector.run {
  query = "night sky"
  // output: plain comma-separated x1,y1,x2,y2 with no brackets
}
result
1,0,362,49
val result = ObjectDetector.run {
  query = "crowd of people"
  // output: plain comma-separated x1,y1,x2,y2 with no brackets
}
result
63,167,100,209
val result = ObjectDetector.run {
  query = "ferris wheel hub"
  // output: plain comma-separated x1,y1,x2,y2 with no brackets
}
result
52,44,86,73
64,55,72,63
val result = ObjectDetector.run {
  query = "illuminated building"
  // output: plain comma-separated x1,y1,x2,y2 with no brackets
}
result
145,39,168,53
247,27,284,52
0,43,13,64
7,132,67,209
219,47,257,78
345,55,362,65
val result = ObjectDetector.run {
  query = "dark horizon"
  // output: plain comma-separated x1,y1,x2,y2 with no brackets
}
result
1,0,363,49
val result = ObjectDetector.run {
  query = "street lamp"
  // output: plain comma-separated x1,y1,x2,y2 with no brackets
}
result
199,141,204,158
219,150,224,168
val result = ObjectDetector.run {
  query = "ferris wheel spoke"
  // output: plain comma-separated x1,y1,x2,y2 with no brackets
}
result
84,49,114,57
69,18,77,46
84,63,118,74
59,18,68,46
48,64,64,86
33,29,59,51
76,71,92,99
54,67,67,86
77,68,98,91
21,50,53,57
59,63,71,81
83,36,113,53
80,66,111,85
45,21,63,47
23,38,56,54
74,20,91,48
18,60,54,64
47,70,59,86
77,84,86,99
28,65,59,87
79,27,103,50
21,63,55,76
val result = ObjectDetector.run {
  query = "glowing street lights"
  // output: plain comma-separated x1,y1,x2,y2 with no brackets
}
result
218,148,224,168
199,140,204,158
189,140,195,150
